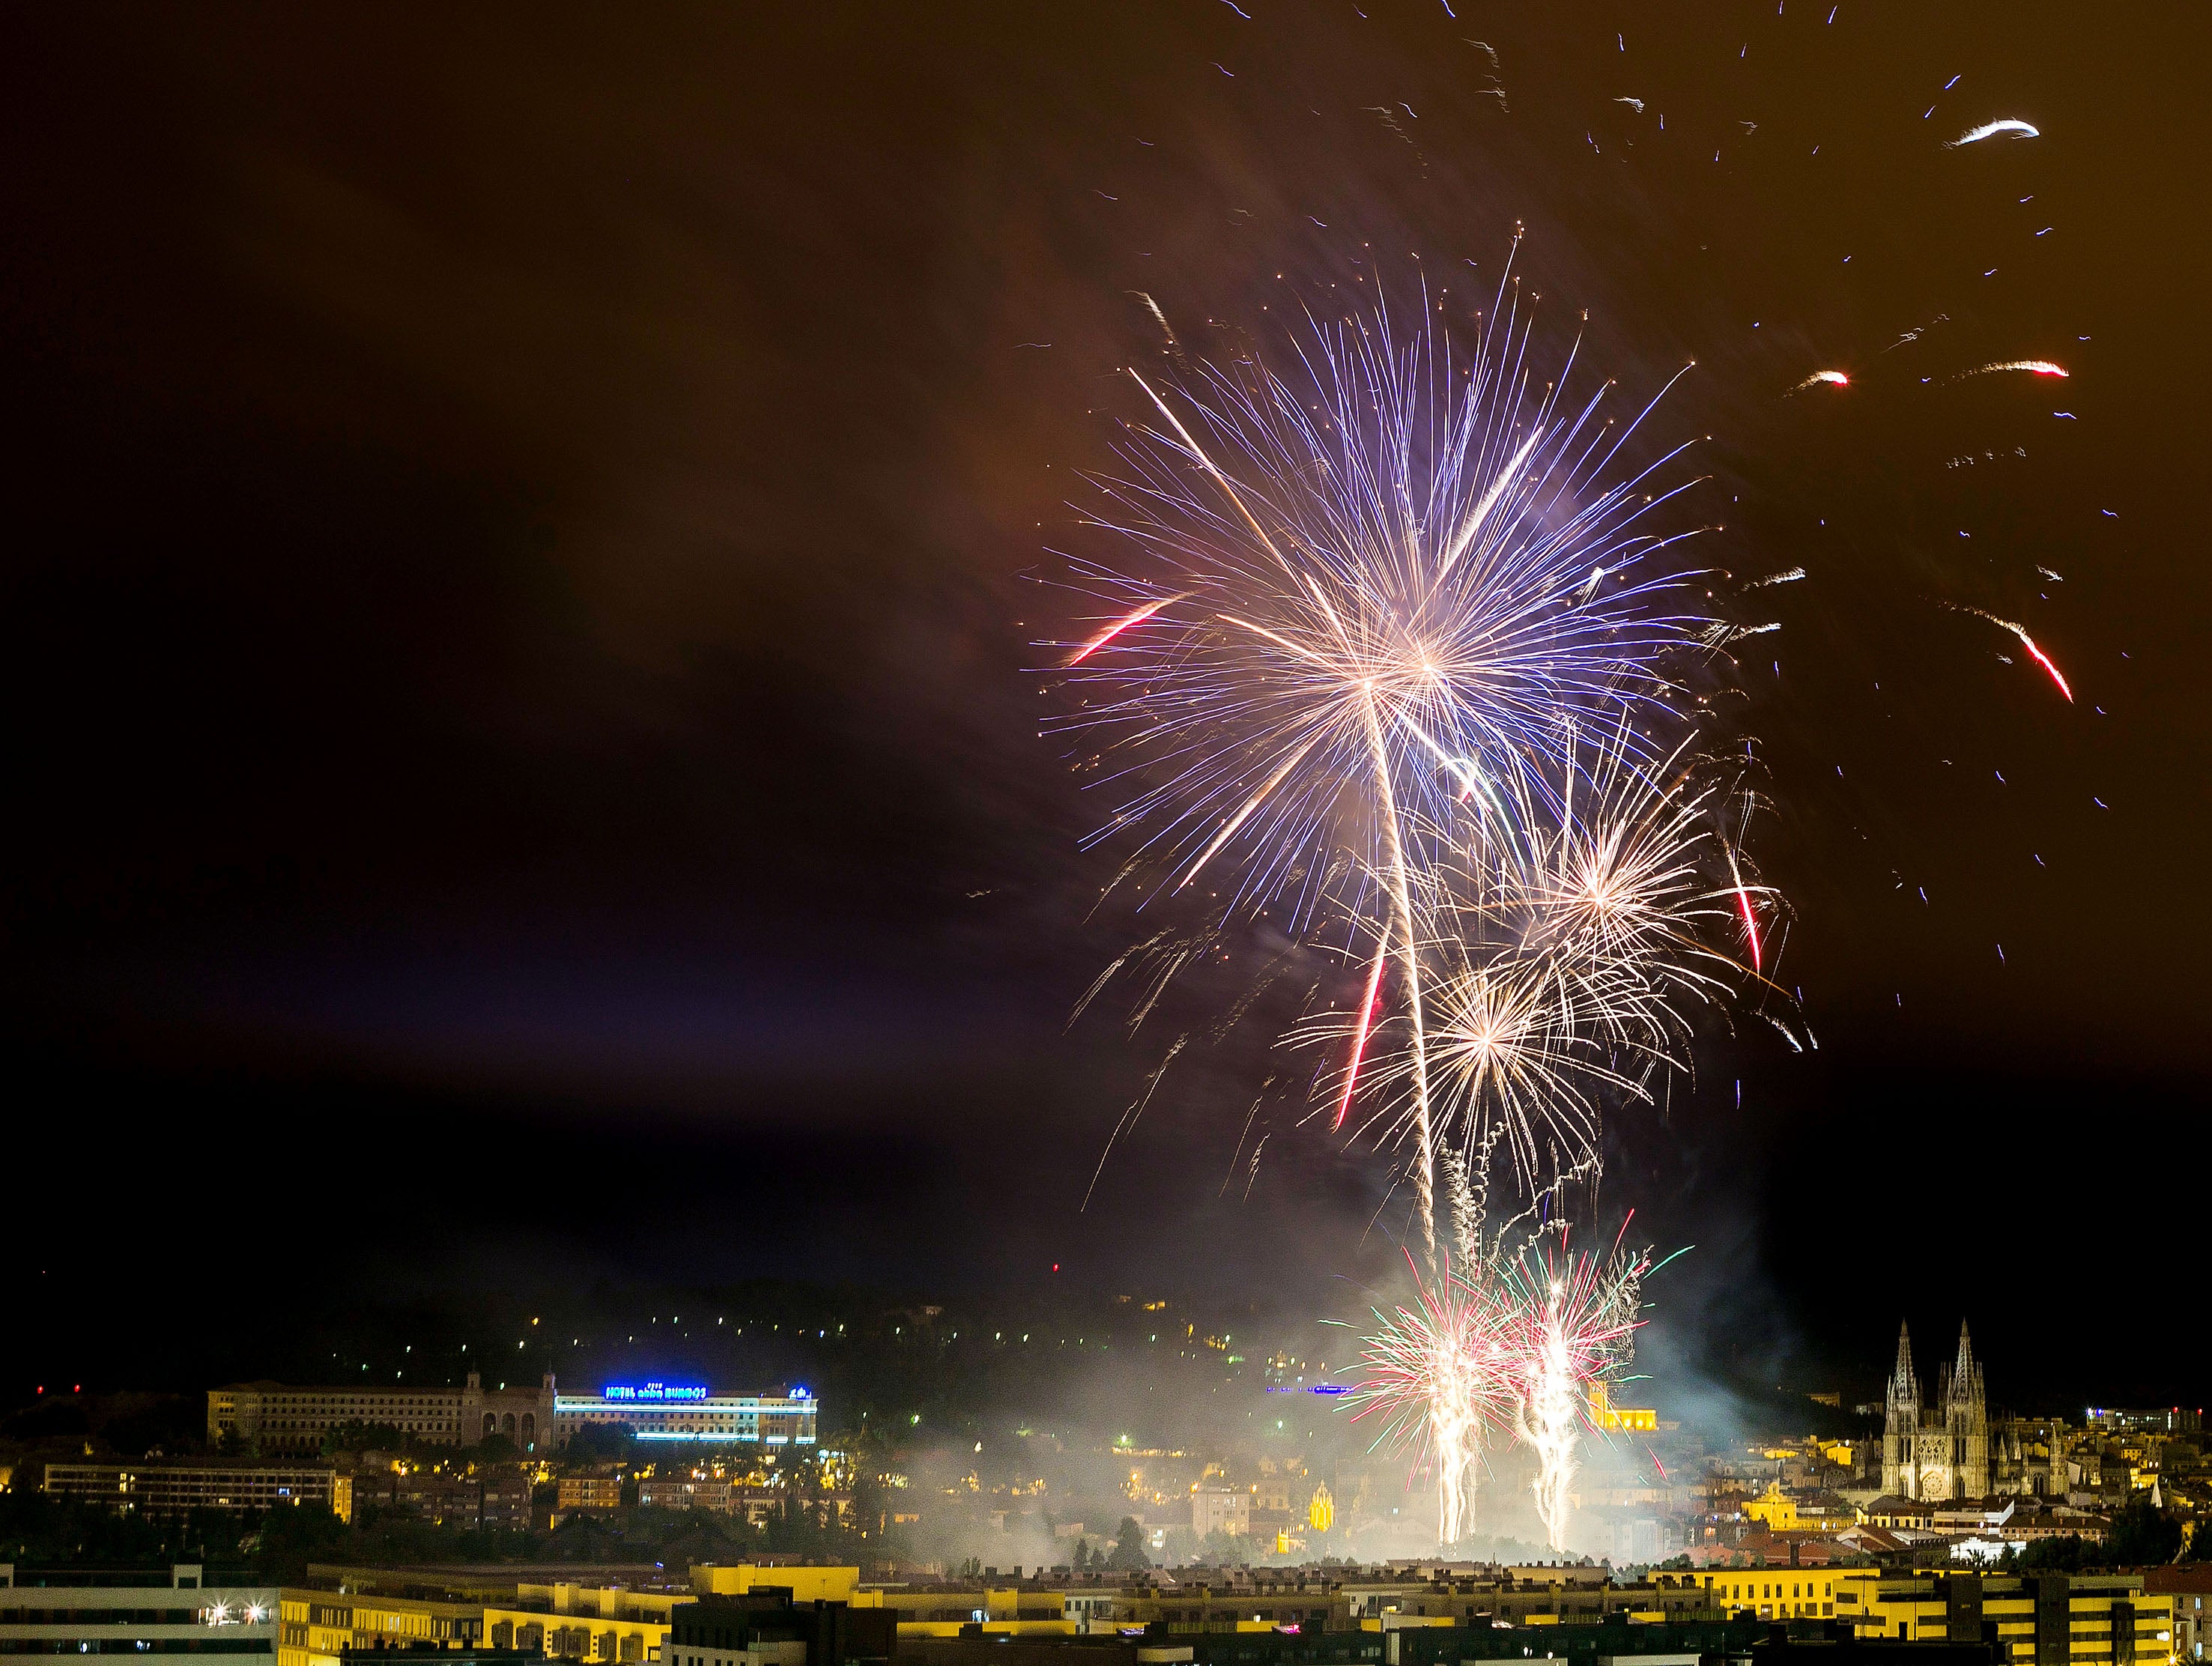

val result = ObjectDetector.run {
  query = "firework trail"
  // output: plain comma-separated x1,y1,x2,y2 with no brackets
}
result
1942,602,2074,700
1787,369,1850,393
1946,118,2040,147
1054,261,1724,1261
1953,360,2067,380
1333,939,1389,1130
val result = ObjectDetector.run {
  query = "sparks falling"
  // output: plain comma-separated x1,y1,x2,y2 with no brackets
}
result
1347,1250,1518,1545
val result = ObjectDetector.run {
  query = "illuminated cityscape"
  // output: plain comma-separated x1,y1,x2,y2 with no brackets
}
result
3,8,2206,1666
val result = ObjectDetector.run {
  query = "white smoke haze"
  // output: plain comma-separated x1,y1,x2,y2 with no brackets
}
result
864,1259,1846,1575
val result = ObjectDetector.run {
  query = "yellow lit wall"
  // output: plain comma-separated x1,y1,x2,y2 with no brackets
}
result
1700,1572,1840,1620
688,1566,871,1606
1589,1385,1658,1432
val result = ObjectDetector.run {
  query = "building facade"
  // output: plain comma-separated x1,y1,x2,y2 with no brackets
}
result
43,1458,351,1521
1193,1487,1251,1539
1835,1569,2171,1666
560,1474,626,1514
345,1465,532,1530
1697,1570,1846,1621
2144,1569,2212,1662
484,1583,693,1665
277,1587,486,1666
208,1372,557,1453
0,1563,277,1664
1882,1322,1990,1501
553,1384,817,1447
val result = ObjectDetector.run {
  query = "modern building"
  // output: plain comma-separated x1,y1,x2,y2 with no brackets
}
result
2144,1568,2212,1662
208,1372,557,1454
553,1384,817,1447
2089,1408,2203,1435
1883,1324,1990,1501
278,1587,488,1666
483,1581,695,1665
667,1592,894,1666
43,1458,352,1521
0,1563,278,1663
1834,1569,2172,1665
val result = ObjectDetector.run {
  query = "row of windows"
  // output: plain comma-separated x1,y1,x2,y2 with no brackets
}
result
0,1645,274,1656
1711,1583,1834,1603
0,1614,205,1626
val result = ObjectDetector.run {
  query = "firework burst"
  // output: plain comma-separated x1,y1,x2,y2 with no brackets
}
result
1309,724,1770,1193
1052,256,1737,1256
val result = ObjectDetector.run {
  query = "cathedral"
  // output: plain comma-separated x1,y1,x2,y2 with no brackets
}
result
1882,1320,1990,1500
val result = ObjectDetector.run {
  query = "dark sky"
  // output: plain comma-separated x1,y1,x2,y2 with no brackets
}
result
4,2,2208,1411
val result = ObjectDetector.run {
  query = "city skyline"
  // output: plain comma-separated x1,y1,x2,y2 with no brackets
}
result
3,0,2210,1555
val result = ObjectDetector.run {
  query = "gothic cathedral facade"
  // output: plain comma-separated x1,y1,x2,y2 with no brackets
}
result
1882,1321,1990,1500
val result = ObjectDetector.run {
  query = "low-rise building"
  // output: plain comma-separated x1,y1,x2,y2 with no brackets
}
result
667,1591,894,1666
642,1478,734,1512
1696,1569,1848,1620
278,1587,487,1666
485,1583,694,1665
560,1473,626,1514
0,1563,277,1664
347,1467,533,1530
43,1458,352,1521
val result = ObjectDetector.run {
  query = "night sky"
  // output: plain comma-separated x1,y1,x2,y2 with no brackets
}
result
5,3,2208,1412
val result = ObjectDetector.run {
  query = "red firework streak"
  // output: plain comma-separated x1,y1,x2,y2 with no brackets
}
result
1334,942,1390,1129
2019,635,2073,701
1736,885,1763,974
1067,593,1184,664
1724,846,1762,975
1949,603,2074,703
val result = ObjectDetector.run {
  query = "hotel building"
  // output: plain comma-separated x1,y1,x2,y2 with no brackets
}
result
209,1376,813,1453
552,1383,817,1447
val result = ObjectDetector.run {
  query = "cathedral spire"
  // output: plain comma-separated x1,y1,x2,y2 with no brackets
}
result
1955,1321,1975,1378
1892,1321,1919,1395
